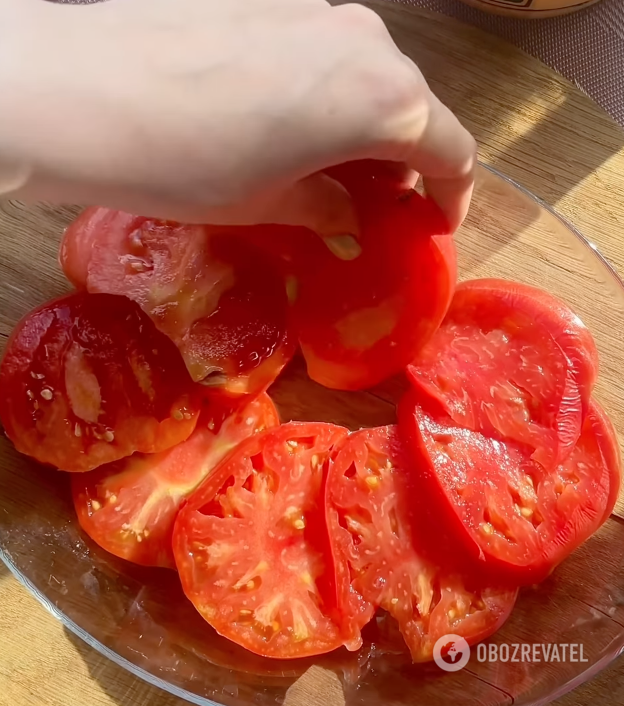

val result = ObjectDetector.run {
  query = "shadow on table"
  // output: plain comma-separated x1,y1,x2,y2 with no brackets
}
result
347,1,624,258
64,628,185,706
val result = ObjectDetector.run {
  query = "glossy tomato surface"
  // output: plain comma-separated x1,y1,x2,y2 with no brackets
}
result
408,279,599,468
60,209,295,395
399,396,620,584
173,422,351,659
293,160,456,391
0,293,199,472
73,393,280,568
326,426,517,661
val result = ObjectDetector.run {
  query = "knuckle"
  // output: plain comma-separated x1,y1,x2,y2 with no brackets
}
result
362,60,428,120
333,3,389,36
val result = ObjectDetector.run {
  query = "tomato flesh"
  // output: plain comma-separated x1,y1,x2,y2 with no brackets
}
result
399,396,619,584
408,279,599,468
173,422,351,659
0,293,199,472
72,393,280,568
326,426,517,661
60,209,295,395
293,160,456,391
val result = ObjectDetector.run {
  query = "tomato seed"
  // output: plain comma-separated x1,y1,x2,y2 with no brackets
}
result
365,476,380,490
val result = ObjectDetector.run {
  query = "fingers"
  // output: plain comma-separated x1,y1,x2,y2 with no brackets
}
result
384,88,476,232
205,172,362,260
362,54,477,231
408,93,477,232
249,173,359,238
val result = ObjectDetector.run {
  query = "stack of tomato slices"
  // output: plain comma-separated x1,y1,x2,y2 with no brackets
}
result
0,161,620,664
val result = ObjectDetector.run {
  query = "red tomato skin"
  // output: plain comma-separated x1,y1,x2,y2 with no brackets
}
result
173,422,352,659
293,160,457,391
0,293,199,472
326,425,517,662
586,400,621,524
72,393,280,568
408,278,599,468
399,393,619,585
60,210,295,396
59,206,105,288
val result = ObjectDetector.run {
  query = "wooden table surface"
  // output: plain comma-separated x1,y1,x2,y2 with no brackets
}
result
2,3,624,706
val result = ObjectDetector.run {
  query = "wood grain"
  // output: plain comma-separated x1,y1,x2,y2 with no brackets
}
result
1,4,624,706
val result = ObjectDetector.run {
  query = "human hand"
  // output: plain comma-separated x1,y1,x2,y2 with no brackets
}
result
0,0,476,235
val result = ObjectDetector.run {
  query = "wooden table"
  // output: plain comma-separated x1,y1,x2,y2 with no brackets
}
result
2,3,624,706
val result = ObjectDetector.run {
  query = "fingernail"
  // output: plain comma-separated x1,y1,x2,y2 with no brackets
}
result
324,234,362,261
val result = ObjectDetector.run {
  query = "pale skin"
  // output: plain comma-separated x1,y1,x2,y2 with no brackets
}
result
0,0,477,239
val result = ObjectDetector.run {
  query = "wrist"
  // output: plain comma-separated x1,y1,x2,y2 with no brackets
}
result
0,0,43,194
0,0,103,201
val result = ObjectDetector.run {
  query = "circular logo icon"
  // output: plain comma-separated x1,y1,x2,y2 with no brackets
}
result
433,634,471,672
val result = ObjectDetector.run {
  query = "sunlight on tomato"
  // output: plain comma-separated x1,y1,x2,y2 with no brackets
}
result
0,293,199,472
73,393,280,567
173,422,353,659
400,396,620,584
293,160,457,391
61,210,295,395
326,426,517,661
408,279,599,468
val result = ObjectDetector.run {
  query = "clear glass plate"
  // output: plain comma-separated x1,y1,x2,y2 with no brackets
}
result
1,164,623,706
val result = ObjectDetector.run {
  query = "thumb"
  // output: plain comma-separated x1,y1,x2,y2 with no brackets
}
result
205,172,362,261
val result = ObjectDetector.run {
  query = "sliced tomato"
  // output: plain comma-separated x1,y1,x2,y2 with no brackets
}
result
72,393,280,568
60,210,295,395
399,395,620,584
292,160,456,391
325,426,517,661
0,293,199,472
407,279,599,468
173,422,351,659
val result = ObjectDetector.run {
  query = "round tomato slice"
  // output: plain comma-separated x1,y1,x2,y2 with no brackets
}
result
173,422,351,659
292,160,456,391
326,426,517,662
0,293,199,472
407,279,599,468
399,395,620,585
60,209,295,395
72,393,280,568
